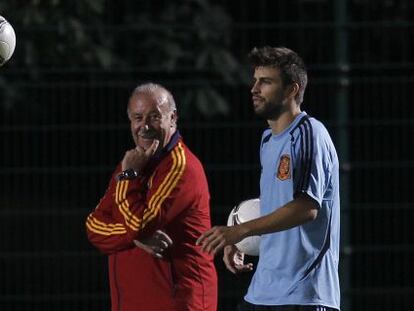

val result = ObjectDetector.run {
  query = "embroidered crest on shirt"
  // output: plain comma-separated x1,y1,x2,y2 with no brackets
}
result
277,154,291,181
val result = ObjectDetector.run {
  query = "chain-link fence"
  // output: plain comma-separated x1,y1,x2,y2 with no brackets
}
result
1,1,413,310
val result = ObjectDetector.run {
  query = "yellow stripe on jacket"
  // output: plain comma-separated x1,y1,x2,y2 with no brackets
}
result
115,143,186,232
144,143,186,226
86,214,127,236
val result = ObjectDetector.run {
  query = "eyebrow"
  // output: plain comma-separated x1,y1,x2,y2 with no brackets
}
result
130,111,162,117
252,76,276,82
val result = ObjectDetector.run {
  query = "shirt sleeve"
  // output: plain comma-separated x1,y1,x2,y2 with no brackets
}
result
118,144,188,239
292,120,333,207
85,165,148,254
86,143,189,255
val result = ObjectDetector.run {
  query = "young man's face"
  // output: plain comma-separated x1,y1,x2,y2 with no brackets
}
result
251,66,288,120
127,91,176,151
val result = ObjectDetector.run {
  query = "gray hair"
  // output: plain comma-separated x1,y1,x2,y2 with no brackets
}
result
130,82,177,112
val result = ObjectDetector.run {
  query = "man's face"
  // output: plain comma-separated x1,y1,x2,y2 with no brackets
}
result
127,91,176,151
251,66,288,120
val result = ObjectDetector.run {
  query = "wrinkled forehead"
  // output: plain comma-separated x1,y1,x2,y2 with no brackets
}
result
128,91,170,114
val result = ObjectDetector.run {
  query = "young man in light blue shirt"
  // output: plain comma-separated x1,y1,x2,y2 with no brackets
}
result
197,46,340,311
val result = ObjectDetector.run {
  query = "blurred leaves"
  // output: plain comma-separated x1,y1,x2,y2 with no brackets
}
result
0,0,248,118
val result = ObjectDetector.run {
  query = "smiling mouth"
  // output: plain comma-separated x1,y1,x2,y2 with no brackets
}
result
140,135,155,139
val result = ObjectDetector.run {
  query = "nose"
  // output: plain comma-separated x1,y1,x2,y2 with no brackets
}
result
132,119,150,133
136,118,150,129
251,81,259,94
137,124,150,135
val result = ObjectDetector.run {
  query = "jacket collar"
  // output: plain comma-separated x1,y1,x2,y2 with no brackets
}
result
143,130,181,175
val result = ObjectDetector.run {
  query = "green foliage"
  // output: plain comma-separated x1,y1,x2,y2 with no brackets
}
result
1,0,110,68
0,0,248,118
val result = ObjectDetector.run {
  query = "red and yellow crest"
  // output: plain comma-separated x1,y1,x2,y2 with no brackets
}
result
277,154,291,181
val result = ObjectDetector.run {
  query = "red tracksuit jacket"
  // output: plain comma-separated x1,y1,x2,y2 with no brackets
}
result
86,133,217,311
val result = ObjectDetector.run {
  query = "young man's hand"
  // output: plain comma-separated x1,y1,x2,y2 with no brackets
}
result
196,225,246,256
223,245,254,274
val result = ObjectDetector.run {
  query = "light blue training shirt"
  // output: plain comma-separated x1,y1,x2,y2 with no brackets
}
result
244,112,341,309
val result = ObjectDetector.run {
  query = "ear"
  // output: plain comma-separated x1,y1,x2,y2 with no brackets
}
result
285,82,300,100
170,110,178,127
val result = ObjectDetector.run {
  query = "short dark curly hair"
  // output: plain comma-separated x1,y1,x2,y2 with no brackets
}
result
248,46,308,105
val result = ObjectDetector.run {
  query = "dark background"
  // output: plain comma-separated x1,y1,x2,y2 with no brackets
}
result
0,0,413,310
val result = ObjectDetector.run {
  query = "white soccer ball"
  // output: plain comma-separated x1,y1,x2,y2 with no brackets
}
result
0,16,16,66
227,198,261,256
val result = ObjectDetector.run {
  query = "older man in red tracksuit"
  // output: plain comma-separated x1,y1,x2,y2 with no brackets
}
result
86,83,217,311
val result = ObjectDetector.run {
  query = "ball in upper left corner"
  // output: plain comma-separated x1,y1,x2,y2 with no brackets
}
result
0,15,16,66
